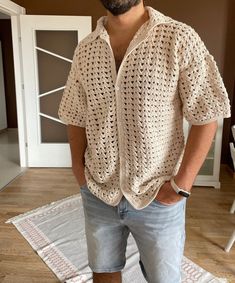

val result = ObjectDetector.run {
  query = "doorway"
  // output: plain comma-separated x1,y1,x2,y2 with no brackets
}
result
0,11,25,190
0,1,92,177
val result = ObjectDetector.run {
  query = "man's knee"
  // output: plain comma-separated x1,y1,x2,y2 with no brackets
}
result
93,271,122,283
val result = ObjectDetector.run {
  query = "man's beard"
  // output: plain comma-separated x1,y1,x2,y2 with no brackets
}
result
99,0,142,16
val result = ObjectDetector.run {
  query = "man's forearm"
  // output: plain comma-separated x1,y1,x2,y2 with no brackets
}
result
67,125,87,167
67,125,87,186
174,121,218,191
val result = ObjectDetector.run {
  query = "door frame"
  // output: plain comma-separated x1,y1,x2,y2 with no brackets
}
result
0,0,27,167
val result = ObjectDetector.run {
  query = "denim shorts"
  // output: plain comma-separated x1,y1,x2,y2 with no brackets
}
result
80,183,186,283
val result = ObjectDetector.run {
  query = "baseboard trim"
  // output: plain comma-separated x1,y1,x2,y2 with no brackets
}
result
0,128,7,134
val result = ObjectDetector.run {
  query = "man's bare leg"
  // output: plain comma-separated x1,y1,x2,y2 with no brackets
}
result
93,271,122,283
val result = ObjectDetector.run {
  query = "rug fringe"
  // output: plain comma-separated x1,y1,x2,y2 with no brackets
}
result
5,193,82,224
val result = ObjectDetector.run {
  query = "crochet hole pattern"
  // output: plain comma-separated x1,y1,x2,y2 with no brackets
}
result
58,7,231,209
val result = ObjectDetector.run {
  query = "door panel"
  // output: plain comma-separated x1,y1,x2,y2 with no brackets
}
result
20,15,91,166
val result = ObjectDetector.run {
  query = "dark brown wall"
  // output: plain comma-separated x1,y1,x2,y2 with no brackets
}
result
0,19,17,128
12,0,105,30
11,0,235,166
147,0,228,70
222,0,235,168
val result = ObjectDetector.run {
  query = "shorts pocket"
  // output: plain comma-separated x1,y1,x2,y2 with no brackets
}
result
152,197,185,207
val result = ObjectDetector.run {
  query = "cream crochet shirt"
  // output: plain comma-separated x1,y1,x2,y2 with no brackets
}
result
58,6,231,209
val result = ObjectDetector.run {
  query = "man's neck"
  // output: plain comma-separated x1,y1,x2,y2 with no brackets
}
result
105,3,149,37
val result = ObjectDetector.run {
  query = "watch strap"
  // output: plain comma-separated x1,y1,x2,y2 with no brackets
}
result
170,178,191,198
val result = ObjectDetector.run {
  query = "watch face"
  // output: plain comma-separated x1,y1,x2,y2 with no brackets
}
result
178,191,190,198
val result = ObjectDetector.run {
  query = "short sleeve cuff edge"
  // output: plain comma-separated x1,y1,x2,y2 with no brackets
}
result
58,116,86,128
187,114,231,125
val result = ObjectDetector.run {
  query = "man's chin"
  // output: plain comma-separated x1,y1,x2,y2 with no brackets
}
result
107,8,131,16
100,0,141,16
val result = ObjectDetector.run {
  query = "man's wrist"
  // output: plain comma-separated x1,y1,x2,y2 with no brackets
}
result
173,173,193,192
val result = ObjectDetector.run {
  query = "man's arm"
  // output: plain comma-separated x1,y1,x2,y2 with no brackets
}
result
67,124,87,186
174,120,218,190
156,120,218,204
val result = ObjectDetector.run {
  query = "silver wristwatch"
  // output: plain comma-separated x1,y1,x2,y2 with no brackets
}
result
170,178,191,198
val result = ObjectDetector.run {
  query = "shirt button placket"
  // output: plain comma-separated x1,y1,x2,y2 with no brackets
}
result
115,84,125,192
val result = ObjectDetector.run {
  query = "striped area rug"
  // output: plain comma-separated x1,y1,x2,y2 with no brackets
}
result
6,194,227,283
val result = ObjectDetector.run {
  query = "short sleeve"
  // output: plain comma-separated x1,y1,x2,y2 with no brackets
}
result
178,26,231,125
58,47,87,127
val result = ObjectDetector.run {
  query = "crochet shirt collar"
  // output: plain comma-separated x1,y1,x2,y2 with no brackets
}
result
88,6,173,43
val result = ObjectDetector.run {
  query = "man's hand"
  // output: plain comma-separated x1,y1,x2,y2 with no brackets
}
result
155,181,184,205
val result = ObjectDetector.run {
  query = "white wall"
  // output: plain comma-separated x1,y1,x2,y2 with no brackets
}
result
0,41,7,130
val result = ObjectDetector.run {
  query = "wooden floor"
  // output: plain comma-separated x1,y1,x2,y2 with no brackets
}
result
0,165,235,282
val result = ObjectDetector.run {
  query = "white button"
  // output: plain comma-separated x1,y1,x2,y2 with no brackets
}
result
115,86,120,91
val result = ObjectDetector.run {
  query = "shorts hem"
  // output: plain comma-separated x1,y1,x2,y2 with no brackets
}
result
89,263,125,273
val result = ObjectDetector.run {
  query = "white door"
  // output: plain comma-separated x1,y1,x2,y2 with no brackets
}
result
20,15,91,167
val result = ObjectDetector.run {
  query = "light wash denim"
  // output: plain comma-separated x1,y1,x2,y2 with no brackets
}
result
80,183,186,283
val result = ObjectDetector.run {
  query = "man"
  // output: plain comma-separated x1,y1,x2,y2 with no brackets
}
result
58,0,231,282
